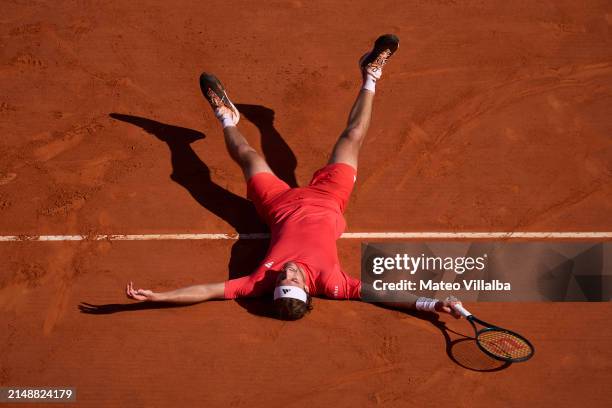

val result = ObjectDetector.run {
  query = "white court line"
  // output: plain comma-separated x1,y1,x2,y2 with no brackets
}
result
0,232,611,242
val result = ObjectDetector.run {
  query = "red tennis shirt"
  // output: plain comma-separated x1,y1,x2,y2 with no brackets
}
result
224,163,362,300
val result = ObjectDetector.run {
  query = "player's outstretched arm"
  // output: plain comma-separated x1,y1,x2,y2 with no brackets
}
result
360,285,462,318
126,281,225,304
375,298,463,319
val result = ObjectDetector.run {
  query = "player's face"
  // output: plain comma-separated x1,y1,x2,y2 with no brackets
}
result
276,262,307,289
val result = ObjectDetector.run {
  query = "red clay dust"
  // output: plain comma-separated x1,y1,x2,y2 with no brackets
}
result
1,1,612,407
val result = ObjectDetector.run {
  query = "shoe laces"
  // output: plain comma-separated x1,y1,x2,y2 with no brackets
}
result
207,88,238,121
206,88,224,108
371,49,392,69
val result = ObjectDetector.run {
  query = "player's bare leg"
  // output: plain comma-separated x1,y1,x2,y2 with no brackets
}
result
200,73,273,180
329,90,375,169
329,34,399,169
222,125,272,180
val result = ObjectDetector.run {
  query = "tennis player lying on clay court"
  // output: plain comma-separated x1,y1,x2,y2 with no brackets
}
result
125,34,462,320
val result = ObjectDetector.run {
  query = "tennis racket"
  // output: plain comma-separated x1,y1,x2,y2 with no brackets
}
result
452,304,534,363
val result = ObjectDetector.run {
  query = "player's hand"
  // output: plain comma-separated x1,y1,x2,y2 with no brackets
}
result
126,281,156,301
435,298,463,319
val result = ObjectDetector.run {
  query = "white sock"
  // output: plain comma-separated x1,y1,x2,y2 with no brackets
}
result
219,115,236,129
362,75,376,93
215,107,237,129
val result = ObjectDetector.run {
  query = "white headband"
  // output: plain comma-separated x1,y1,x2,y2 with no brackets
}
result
274,286,308,303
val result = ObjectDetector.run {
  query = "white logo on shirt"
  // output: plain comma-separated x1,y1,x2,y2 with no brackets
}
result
333,285,339,297
264,261,274,268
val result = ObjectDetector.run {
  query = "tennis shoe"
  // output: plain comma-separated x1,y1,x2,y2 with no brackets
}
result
199,73,240,126
359,34,400,81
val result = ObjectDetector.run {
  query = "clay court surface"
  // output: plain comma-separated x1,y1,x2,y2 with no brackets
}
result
1,0,612,406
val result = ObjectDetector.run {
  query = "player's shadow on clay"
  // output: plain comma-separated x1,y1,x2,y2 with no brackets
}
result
79,107,296,318
402,309,512,372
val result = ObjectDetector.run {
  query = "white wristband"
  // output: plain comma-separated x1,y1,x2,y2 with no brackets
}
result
220,116,236,129
415,297,439,312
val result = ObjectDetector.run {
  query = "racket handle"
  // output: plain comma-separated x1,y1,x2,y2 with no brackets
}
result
452,303,473,318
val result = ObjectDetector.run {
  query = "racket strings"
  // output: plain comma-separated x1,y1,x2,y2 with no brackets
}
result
477,330,533,360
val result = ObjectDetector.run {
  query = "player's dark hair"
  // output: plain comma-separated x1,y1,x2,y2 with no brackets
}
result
274,295,313,321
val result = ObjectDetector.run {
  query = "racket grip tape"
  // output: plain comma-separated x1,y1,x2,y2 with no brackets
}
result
452,303,472,318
